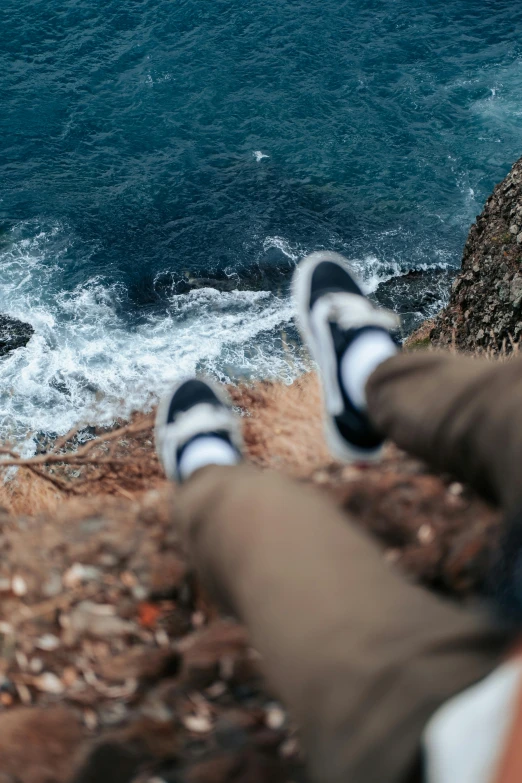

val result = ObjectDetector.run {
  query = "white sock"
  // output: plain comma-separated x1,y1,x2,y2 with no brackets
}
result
178,436,239,481
340,330,398,411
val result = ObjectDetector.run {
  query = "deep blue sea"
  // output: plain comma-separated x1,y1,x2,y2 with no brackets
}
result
1,0,521,441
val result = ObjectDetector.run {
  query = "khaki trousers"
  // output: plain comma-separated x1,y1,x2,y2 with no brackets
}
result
178,352,520,783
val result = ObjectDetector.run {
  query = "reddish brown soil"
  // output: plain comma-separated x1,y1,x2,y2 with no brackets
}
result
0,374,500,783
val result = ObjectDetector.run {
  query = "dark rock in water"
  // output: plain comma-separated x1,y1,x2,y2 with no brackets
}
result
431,155,522,353
172,264,453,337
0,315,34,358
374,268,455,336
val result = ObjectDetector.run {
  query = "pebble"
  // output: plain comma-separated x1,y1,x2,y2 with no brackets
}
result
62,563,100,588
33,672,65,695
83,709,98,730
265,704,286,730
418,524,435,545
62,667,78,687
36,634,60,651
16,683,32,705
183,714,213,734
11,575,28,597
29,658,44,674
448,482,464,496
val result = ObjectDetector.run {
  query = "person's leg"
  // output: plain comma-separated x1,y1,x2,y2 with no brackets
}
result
178,463,507,783
293,251,522,516
366,351,522,514
156,375,508,783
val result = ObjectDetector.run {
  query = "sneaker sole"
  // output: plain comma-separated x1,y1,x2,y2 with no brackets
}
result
292,252,383,464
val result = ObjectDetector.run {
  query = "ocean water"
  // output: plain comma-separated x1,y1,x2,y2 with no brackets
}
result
1,0,521,443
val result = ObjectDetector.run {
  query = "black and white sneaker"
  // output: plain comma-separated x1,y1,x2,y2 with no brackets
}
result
292,251,400,462
155,379,243,482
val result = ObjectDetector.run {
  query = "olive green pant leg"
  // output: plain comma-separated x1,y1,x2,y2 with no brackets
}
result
367,352,522,514
178,464,507,783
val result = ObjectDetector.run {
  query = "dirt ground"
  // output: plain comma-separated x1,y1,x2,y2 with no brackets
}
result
0,374,500,783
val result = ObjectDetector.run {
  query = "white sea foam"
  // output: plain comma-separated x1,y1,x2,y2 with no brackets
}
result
0,223,306,447
262,235,303,263
0,221,449,448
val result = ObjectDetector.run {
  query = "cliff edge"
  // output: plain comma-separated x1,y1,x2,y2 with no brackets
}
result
431,156,522,352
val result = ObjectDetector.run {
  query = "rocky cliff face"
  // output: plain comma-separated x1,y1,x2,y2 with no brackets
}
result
431,156,522,352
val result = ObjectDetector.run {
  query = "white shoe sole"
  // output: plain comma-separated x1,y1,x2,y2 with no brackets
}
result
292,252,384,464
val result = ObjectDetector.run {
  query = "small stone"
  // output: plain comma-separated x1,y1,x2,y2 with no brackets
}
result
63,563,100,588
33,672,65,694
448,482,464,496
418,524,435,545
16,683,32,706
36,634,60,651
265,704,286,730
509,224,519,234
280,737,300,759
62,667,78,687
206,681,227,699
183,714,213,734
131,584,148,601
29,658,44,674
120,571,137,588
15,651,28,670
517,232,522,245
83,709,98,731
11,576,27,597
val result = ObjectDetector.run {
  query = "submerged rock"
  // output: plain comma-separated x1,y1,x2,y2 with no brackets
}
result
431,155,522,352
374,268,455,335
0,314,34,358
